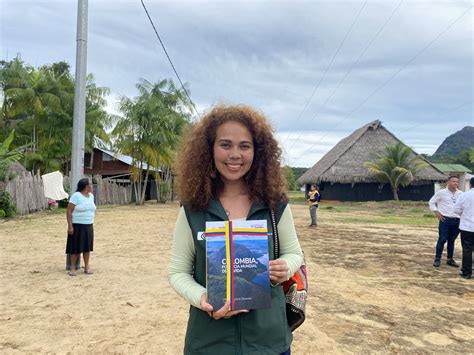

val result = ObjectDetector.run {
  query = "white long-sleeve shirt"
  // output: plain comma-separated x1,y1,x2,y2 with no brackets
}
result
428,188,463,218
454,188,474,232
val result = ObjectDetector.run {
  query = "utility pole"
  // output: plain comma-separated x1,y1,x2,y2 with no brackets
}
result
71,0,88,191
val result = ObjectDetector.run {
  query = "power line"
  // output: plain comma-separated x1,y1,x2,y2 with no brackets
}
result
280,0,368,149
398,100,473,134
284,0,403,156
290,5,473,165
140,0,201,120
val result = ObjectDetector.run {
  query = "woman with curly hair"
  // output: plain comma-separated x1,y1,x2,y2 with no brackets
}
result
169,104,303,354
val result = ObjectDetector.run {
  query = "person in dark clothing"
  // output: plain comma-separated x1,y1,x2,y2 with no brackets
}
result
454,177,474,279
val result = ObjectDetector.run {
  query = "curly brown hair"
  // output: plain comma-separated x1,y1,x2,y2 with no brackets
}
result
176,104,287,210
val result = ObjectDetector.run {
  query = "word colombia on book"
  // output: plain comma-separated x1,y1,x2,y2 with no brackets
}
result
205,220,271,311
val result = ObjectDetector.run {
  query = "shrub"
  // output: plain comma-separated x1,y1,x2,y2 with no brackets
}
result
58,198,69,208
0,191,16,217
0,209,5,218
158,181,171,203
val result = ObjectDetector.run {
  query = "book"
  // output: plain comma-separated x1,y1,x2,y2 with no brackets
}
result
205,219,271,311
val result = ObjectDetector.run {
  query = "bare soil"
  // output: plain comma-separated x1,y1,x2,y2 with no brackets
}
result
1,203,473,354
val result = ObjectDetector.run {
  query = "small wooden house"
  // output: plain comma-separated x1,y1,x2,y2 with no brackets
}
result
84,147,165,201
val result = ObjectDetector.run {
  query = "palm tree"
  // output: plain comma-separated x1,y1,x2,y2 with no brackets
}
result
5,67,64,172
113,78,191,204
0,56,32,139
364,142,427,200
0,130,29,179
1,58,113,175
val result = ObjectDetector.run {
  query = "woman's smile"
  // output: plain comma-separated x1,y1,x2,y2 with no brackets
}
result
213,121,254,183
225,162,243,171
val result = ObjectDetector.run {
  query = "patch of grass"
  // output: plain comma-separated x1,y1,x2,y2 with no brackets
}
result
332,215,437,226
287,191,307,204
383,210,396,215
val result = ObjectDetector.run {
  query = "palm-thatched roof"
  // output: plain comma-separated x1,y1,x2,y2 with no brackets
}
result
297,120,447,186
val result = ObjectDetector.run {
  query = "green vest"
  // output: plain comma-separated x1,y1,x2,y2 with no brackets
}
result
183,199,292,355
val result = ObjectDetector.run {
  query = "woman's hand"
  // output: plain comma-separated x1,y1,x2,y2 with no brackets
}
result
67,225,74,235
201,294,248,320
269,258,289,284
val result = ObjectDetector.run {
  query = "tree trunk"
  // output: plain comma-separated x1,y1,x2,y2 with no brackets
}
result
133,181,138,204
392,187,399,201
155,175,160,203
140,169,150,204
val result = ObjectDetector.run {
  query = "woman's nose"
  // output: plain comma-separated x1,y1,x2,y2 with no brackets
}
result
229,148,242,159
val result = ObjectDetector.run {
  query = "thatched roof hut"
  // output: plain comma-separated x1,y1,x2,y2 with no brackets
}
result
297,120,447,201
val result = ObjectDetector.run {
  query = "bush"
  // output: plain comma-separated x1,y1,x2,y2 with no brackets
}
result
158,181,171,203
0,209,5,218
0,191,16,217
58,198,69,208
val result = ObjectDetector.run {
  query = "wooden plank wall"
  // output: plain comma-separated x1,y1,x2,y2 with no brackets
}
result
5,172,48,215
3,173,132,216
94,175,132,206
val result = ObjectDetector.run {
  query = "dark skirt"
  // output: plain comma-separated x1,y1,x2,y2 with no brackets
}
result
66,223,94,254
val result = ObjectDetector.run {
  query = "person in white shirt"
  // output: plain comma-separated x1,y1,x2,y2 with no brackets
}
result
454,177,474,279
428,176,463,268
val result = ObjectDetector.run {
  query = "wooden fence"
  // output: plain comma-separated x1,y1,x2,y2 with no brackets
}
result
2,173,132,216
5,172,48,215
94,176,132,206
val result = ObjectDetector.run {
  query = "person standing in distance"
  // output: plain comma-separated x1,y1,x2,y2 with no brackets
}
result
306,184,320,227
454,177,474,279
428,175,462,268
66,178,96,276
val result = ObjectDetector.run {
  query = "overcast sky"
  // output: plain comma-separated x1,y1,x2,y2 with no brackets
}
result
1,0,473,167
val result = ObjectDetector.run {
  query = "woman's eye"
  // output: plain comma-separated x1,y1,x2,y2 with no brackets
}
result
221,143,231,149
241,144,251,150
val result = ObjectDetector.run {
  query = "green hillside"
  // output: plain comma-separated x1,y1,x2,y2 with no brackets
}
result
432,126,474,159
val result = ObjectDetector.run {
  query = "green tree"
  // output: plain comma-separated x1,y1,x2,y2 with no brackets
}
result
0,129,29,179
364,142,427,200
282,165,296,191
6,68,62,156
1,57,112,174
113,78,191,204
0,56,32,140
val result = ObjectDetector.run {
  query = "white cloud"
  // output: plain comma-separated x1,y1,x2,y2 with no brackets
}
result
1,0,472,168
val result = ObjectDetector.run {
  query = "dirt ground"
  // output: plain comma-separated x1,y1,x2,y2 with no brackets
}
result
1,203,473,354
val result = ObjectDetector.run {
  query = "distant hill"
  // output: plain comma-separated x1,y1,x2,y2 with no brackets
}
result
432,126,474,160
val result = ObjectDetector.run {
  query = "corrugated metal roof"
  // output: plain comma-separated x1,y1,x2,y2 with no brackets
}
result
432,163,471,173
95,147,161,172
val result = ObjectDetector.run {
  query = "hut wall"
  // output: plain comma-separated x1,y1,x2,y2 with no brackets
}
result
315,182,434,202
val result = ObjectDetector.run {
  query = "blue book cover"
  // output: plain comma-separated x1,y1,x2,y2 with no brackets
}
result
205,220,271,311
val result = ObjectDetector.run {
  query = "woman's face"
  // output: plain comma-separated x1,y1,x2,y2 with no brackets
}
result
83,180,93,193
213,121,254,185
